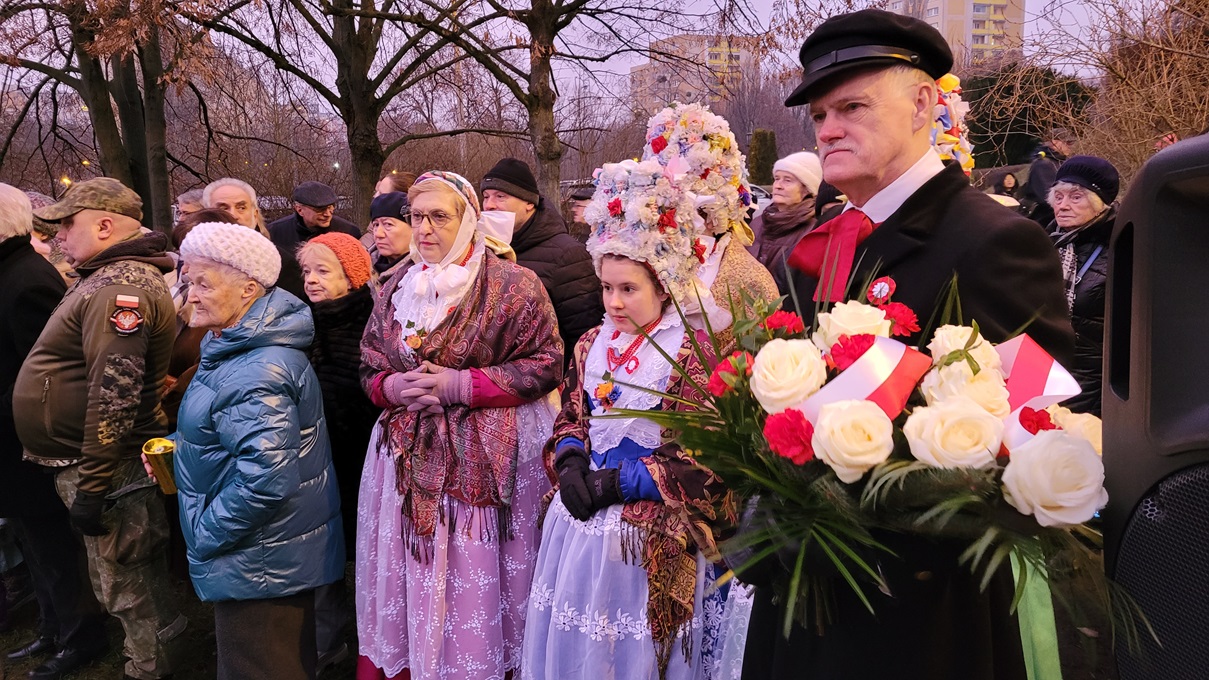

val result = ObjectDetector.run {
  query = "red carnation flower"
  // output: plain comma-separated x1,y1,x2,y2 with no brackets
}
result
707,351,753,397
701,167,711,179
658,208,678,234
764,409,815,465
761,310,806,335
608,198,622,217
692,239,708,264
867,276,897,305
830,334,876,371
880,302,920,337
1019,406,1059,436
650,136,668,154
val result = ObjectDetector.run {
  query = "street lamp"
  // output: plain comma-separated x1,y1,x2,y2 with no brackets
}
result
333,162,340,169
60,176,71,186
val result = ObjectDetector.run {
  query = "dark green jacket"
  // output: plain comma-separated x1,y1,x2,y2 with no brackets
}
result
14,232,175,494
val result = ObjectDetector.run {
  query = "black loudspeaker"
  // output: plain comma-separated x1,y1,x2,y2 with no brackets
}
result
1103,134,1209,678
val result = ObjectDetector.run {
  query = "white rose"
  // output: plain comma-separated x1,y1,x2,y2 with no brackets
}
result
920,363,1011,418
903,397,1004,469
750,339,828,414
812,400,895,483
812,301,892,352
927,325,1003,374
1002,430,1108,527
1050,409,1103,455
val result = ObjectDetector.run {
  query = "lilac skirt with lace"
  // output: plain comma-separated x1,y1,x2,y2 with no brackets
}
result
520,495,725,680
355,401,554,679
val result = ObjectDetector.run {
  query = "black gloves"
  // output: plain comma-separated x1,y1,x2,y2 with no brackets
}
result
556,447,594,521
585,468,622,512
69,489,111,536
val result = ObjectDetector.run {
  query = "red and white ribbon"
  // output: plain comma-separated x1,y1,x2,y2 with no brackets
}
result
796,336,932,424
996,335,1081,452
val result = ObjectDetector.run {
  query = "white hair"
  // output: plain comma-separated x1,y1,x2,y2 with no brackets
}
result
0,183,33,240
1047,181,1107,214
202,178,258,208
177,188,204,205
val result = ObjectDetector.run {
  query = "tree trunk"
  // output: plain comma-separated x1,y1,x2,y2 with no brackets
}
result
138,26,173,233
64,2,132,187
330,3,384,227
109,55,153,227
526,6,563,205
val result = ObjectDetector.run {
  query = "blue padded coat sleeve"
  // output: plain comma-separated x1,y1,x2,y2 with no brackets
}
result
191,366,303,562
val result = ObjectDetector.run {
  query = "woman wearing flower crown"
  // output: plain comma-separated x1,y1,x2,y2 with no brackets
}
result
642,103,778,338
356,171,564,679
521,160,735,680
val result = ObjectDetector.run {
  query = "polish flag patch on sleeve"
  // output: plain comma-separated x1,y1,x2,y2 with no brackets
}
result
115,294,141,308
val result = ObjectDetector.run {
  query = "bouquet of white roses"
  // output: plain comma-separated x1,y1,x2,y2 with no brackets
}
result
614,275,1146,642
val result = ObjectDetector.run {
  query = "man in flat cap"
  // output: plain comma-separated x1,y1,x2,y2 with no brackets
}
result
14,178,185,680
267,180,361,251
749,9,1075,680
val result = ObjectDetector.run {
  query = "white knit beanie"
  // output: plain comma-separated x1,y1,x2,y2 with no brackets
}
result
180,221,282,287
773,152,823,197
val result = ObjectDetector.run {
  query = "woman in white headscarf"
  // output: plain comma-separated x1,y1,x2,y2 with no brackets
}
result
355,171,562,680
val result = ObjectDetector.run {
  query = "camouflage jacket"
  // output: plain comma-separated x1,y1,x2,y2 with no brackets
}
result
14,232,175,494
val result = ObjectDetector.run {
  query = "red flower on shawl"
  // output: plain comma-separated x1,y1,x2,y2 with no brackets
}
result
761,310,805,335
608,198,623,217
880,302,920,337
829,334,876,371
707,351,753,397
764,409,815,465
1019,407,1059,436
867,276,896,305
658,208,678,234
650,135,668,154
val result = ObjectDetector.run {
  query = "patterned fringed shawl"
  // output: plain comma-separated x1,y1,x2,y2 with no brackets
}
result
543,326,737,677
361,253,563,554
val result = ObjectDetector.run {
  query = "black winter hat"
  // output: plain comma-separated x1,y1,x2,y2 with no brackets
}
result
1055,155,1120,205
786,9,954,107
481,158,540,205
293,181,339,208
370,191,408,220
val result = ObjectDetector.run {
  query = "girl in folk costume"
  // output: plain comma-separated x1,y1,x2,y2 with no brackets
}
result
522,160,736,680
641,103,778,338
356,171,563,680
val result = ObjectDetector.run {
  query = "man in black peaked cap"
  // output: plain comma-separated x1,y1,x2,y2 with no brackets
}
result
749,9,1075,680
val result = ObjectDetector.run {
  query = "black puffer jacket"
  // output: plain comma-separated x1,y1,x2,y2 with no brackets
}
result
309,284,379,554
511,199,603,365
1051,206,1113,416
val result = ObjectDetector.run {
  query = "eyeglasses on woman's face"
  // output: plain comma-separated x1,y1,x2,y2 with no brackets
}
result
407,209,453,228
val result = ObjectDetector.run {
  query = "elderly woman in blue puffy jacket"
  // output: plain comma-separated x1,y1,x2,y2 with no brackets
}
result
152,221,344,680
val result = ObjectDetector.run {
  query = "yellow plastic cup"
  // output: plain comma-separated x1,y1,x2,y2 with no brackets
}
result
142,438,177,495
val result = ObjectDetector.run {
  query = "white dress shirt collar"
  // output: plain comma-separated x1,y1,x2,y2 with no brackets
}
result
843,149,946,224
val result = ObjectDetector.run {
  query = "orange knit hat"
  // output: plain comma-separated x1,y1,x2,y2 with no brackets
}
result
307,232,372,290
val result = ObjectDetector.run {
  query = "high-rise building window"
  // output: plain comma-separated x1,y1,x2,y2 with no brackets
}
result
973,20,986,29
972,34,987,44
891,0,902,7
926,7,939,16
973,3,989,12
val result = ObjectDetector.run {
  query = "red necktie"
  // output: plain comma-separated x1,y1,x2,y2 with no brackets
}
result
787,208,876,302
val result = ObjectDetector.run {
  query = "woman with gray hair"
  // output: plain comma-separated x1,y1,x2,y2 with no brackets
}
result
1047,155,1120,415
149,221,344,679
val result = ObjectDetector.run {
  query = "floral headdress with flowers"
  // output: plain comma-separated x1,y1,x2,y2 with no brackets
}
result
583,159,702,304
933,74,975,174
641,102,754,244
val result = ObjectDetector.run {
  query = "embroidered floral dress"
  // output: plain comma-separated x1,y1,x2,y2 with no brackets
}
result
521,310,735,680
356,235,563,680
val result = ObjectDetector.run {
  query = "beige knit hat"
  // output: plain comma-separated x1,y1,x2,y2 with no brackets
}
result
180,221,282,287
